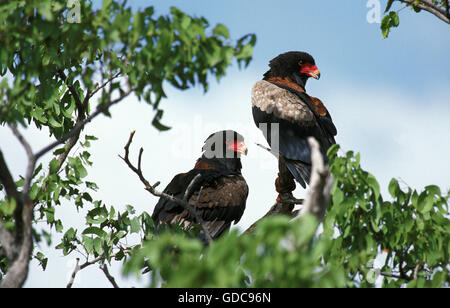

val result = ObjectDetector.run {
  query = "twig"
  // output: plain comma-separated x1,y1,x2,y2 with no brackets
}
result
413,264,420,280
183,174,201,202
119,131,213,243
9,125,34,202
100,264,120,288
398,0,450,23
379,271,413,281
255,142,278,158
88,71,121,99
65,250,127,288
9,126,33,161
66,258,80,288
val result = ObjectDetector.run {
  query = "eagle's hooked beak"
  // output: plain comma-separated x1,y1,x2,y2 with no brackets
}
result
308,69,321,80
237,143,248,156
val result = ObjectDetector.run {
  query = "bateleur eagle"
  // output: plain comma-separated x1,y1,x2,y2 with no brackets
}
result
152,130,249,242
251,51,337,200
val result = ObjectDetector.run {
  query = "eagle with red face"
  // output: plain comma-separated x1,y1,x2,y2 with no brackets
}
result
152,130,249,242
252,51,337,200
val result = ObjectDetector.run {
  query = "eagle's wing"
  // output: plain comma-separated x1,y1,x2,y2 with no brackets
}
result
252,80,336,187
153,174,248,239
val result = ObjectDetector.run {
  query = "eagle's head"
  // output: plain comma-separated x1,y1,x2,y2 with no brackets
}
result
202,130,248,159
263,51,320,88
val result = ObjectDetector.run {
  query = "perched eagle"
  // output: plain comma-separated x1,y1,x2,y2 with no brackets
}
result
152,130,249,242
252,51,337,200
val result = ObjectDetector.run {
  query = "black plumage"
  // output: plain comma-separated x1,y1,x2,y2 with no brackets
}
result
151,130,249,241
252,51,337,193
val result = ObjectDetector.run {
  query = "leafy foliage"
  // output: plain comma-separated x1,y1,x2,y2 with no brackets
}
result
119,146,449,288
0,0,256,129
0,0,448,288
381,0,449,38
123,215,346,288
0,0,256,285
325,145,449,287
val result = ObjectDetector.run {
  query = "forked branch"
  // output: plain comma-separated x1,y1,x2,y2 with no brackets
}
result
119,131,213,244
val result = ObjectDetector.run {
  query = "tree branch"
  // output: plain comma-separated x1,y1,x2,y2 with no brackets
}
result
246,137,331,234
9,125,34,203
0,221,16,261
34,87,133,162
66,258,80,288
1,77,133,288
0,151,21,202
398,0,450,23
88,71,121,100
292,137,333,222
119,131,213,244
0,202,33,288
66,250,128,288
100,264,120,288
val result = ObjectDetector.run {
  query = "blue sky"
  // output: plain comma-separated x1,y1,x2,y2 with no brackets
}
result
0,0,448,287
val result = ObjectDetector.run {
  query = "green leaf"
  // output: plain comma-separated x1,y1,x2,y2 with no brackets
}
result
381,15,391,39
85,135,98,141
213,23,230,38
130,217,140,234
53,147,66,155
332,187,345,206
425,185,441,196
420,197,434,214
327,144,340,159
0,198,16,216
388,178,399,198
35,252,48,270
389,11,399,27
152,109,171,131
49,158,60,174
367,174,380,200
82,226,107,238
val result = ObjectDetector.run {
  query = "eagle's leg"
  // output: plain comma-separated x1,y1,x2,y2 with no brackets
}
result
275,157,297,204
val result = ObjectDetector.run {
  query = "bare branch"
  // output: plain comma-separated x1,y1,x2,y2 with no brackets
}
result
0,202,33,288
413,264,421,280
183,174,201,202
119,131,213,244
100,264,120,288
8,125,35,203
66,258,80,288
0,151,21,202
255,143,278,158
0,221,16,261
88,71,121,100
293,137,333,222
9,126,33,160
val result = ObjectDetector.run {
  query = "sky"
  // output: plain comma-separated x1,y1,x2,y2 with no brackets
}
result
0,0,449,287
